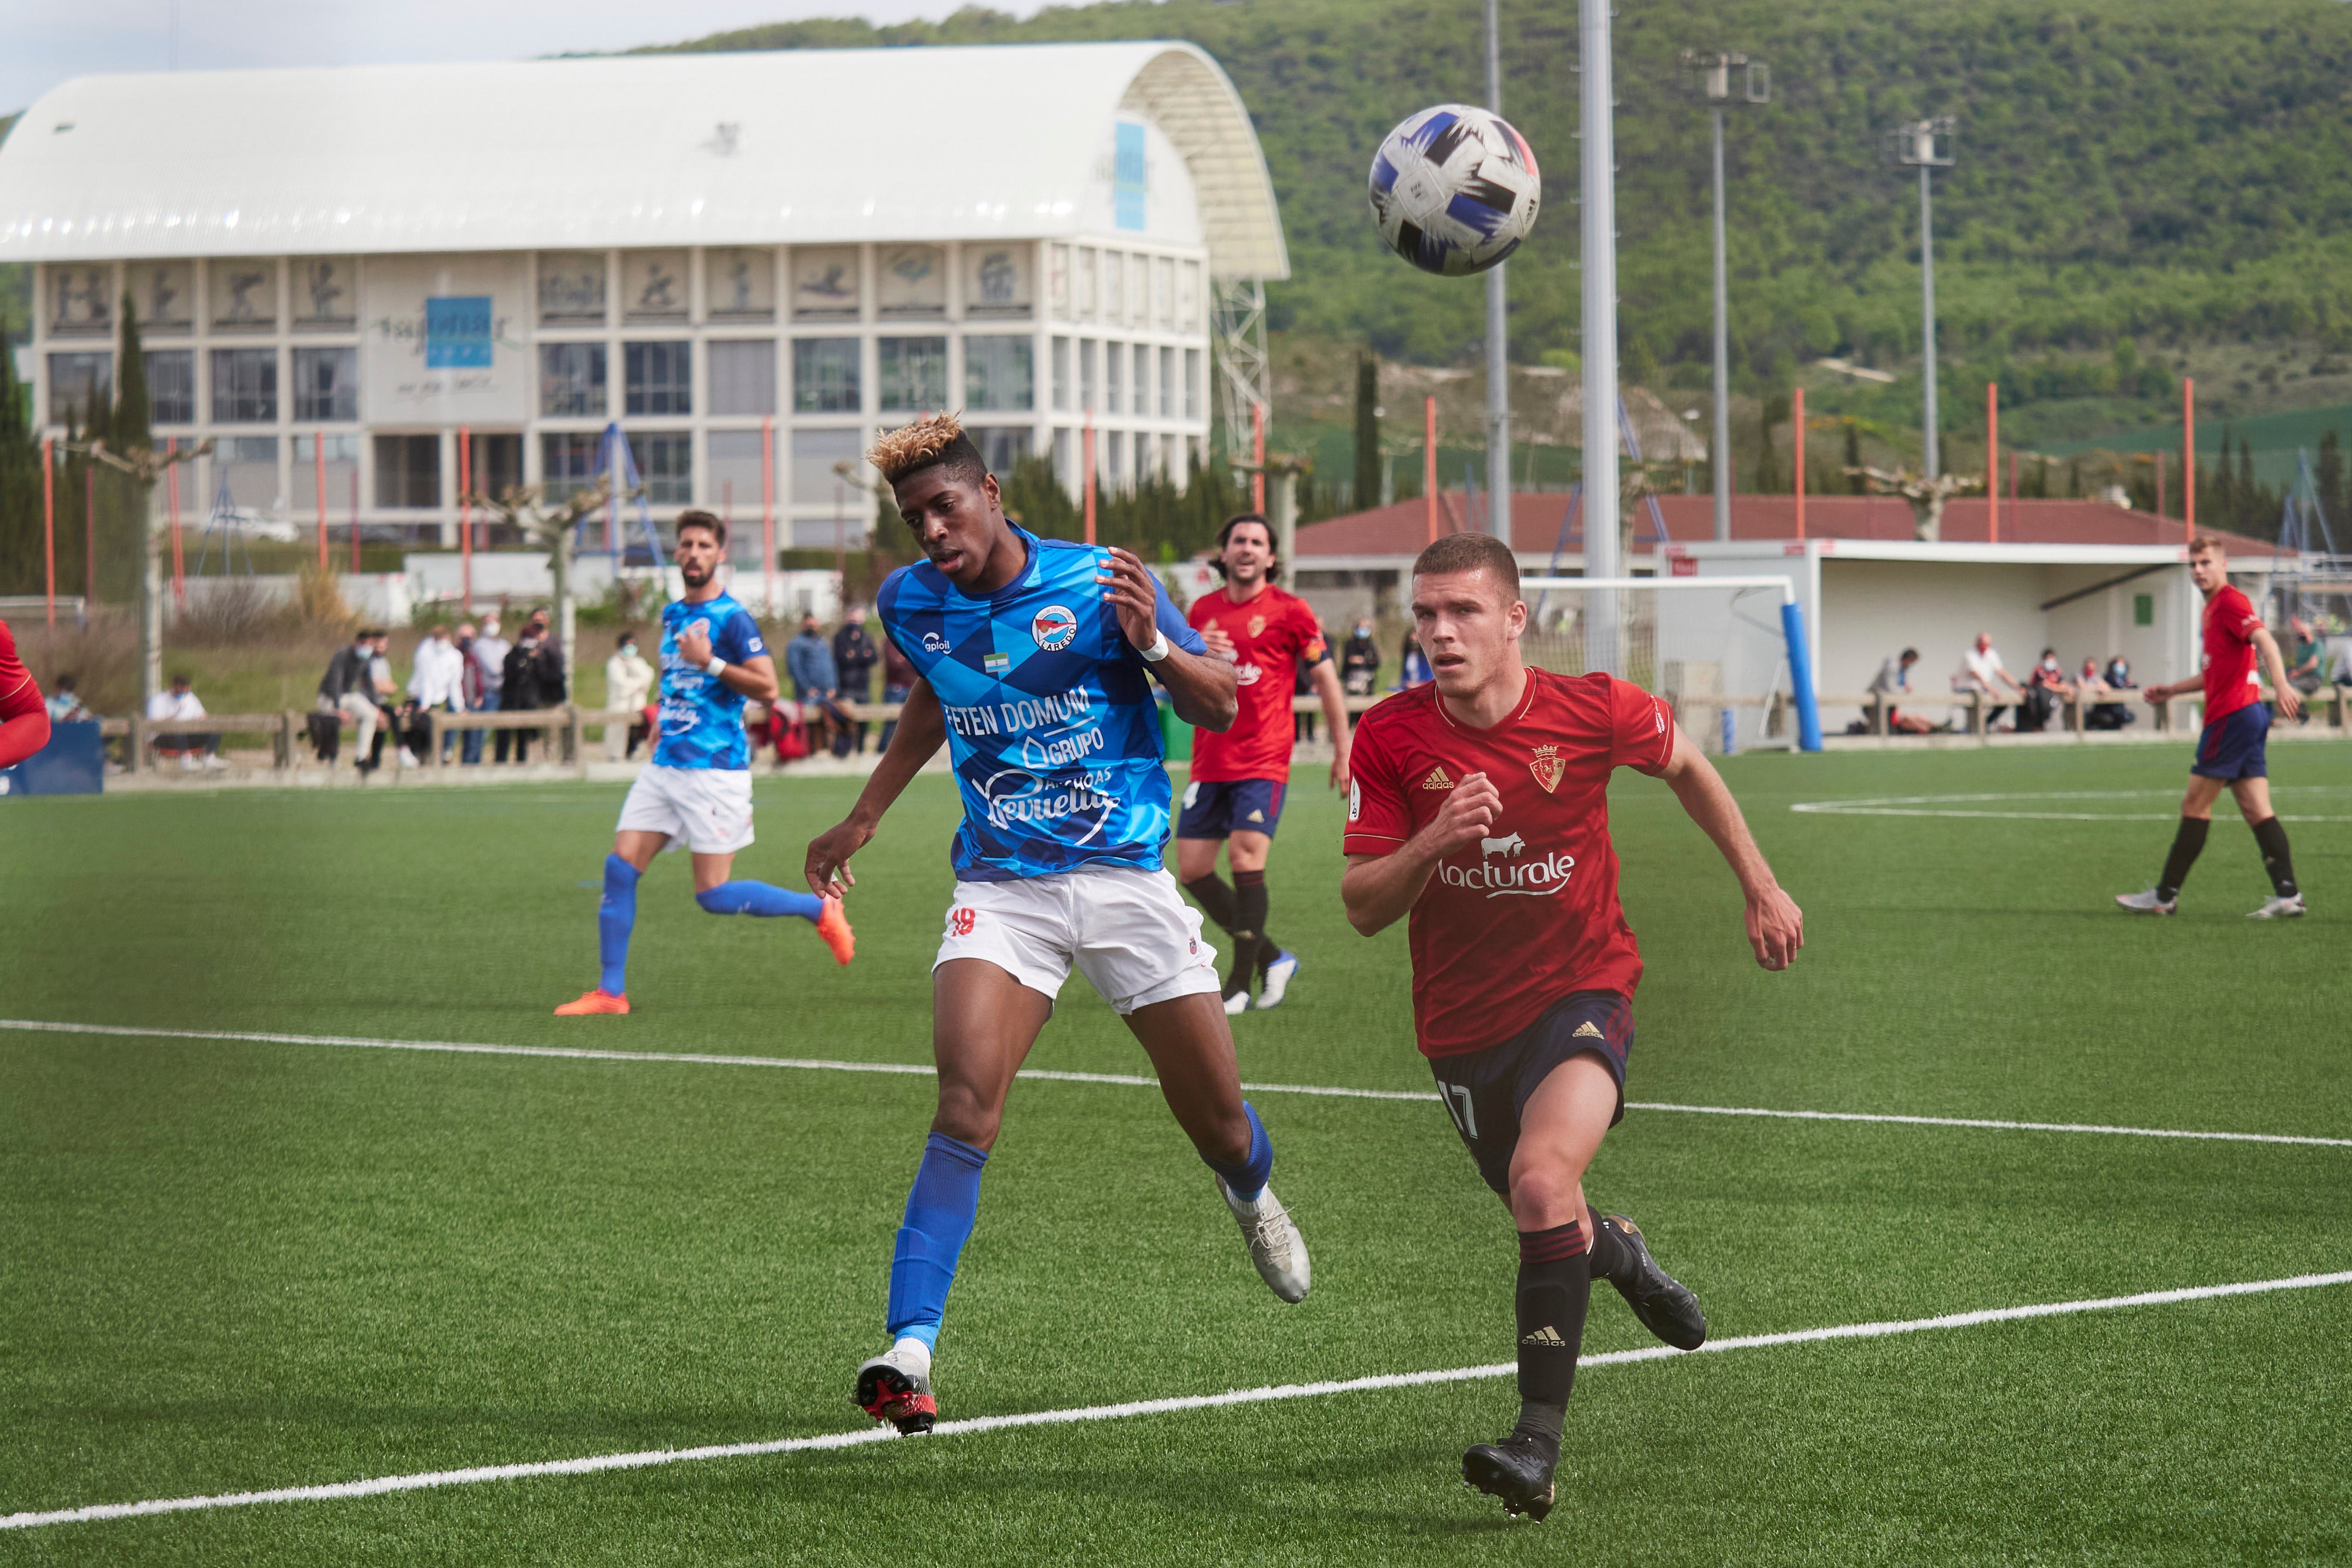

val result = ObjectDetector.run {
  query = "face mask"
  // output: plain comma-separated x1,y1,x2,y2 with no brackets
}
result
620,643,636,657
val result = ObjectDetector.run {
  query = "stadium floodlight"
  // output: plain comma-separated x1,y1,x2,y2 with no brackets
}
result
1484,0,1510,541
1679,50,1770,542
1580,0,1622,671
1889,115,1957,479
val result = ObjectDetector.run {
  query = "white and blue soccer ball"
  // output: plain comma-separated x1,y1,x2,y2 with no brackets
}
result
1368,104,1542,277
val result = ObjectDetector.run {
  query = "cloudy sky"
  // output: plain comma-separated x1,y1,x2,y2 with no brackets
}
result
1,0,1035,117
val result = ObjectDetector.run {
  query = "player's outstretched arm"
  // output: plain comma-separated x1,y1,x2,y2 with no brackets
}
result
1655,726,1803,970
1341,771,1503,935
804,677,947,897
1311,658,1353,791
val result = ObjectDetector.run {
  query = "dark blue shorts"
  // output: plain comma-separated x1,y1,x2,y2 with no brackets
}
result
2193,702,2270,781
1177,777,1288,840
1428,990,1633,1198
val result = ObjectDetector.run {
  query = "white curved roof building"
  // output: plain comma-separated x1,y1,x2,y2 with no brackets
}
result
2,43,1283,549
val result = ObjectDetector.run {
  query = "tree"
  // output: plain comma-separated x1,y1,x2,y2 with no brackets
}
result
0,315,42,596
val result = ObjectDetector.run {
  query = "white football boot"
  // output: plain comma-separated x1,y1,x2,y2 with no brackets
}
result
1222,988,1251,1016
2114,889,2177,915
2248,894,2306,920
1217,1176,1310,1303
1256,951,1301,1011
853,1338,937,1434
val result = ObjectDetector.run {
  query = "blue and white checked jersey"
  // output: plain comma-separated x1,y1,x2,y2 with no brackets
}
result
653,591,767,770
877,526,1207,882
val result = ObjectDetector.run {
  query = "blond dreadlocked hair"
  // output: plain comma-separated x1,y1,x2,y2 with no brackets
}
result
867,412,987,488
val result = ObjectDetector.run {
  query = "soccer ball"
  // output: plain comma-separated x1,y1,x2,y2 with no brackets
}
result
1368,104,1542,277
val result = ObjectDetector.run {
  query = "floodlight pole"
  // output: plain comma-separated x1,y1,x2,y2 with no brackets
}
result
1485,0,1511,542
1710,106,1730,540
1894,117,1954,480
1579,0,1621,671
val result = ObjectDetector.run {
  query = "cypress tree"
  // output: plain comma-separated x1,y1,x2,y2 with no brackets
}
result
1352,350,1379,512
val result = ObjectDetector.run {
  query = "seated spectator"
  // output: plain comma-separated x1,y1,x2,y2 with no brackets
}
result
148,671,225,771
1339,617,1381,698
407,623,467,762
2084,655,2135,730
604,628,655,760
878,634,916,751
316,630,386,772
1955,631,2023,730
44,673,93,724
2017,647,2075,733
1867,647,1937,734
2286,617,2326,711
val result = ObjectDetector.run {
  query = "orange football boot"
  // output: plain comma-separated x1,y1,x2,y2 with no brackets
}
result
553,988,630,1016
816,897,856,965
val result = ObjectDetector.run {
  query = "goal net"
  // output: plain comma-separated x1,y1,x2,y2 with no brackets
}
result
1517,575,1820,753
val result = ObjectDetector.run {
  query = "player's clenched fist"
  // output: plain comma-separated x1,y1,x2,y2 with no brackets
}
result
1422,771,1503,857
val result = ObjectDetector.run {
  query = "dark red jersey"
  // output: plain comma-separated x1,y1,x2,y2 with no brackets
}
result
1343,668,1673,1057
2201,584,2264,724
1185,584,1328,782
0,617,51,769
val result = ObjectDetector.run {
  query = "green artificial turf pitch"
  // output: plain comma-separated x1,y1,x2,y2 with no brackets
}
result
3,742,2349,1564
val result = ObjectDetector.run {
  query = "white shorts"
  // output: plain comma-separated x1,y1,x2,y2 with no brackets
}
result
616,764,755,855
934,865,1221,1015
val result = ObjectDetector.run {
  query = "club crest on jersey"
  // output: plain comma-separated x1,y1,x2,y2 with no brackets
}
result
1031,604,1078,651
1529,744,1565,794
1421,765,1454,790
1247,614,1267,638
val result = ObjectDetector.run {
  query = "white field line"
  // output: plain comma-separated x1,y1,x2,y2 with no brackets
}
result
6,1268,2347,1533
5,1019,2348,1146
1791,787,2352,823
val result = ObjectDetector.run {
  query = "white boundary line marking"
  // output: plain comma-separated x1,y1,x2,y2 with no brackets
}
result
5,1019,2347,1146
7,1269,2347,1533
1790,787,2352,823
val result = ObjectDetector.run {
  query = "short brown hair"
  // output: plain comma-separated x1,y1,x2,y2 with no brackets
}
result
1411,531,1521,601
676,509,727,547
2189,533,2227,559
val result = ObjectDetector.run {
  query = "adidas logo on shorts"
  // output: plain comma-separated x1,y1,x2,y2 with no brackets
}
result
1572,1021,1604,1040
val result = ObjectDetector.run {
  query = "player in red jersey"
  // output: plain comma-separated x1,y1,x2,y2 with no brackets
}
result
0,617,54,771
1340,533,1803,1521
1178,514,1353,1013
2117,534,2304,918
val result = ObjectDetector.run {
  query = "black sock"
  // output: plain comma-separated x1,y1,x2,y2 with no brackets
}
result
1227,870,1267,997
1585,1213,1635,1289
2156,815,2209,901
1512,1220,1590,1454
1184,872,1238,934
2252,815,2299,897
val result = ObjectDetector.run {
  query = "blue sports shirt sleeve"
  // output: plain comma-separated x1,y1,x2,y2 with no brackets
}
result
718,607,766,664
1151,573,1208,656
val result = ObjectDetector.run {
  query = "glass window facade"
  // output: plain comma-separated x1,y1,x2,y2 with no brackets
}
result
707,340,777,417
221,436,280,511
965,337,1033,413
46,352,112,424
1185,349,1203,420
542,432,603,502
627,431,693,504
145,351,195,424
373,434,441,509
464,432,523,497
967,426,1028,477
1051,337,1071,413
793,339,861,413
878,336,948,413
707,429,771,522
624,341,692,416
1104,343,1124,419
292,346,358,423
540,343,606,417
791,426,863,507
209,348,277,423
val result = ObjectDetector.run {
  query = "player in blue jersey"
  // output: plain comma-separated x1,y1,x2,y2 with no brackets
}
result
556,510,854,1016
804,414,1311,1434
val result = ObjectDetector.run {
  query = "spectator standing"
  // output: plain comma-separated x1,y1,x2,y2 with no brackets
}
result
407,624,467,761
1958,632,2023,732
462,615,509,765
786,613,846,754
317,630,384,772
1399,632,1433,688
1867,647,1936,733
44,673,93,723
500,621,559,764
148,670,225,770
1293,632,1320,744
1338,618,1381,698
878,633,917,751
604,628,656,760
833,604,880,754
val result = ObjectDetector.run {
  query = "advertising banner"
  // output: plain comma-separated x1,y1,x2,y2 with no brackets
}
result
364,255,527,423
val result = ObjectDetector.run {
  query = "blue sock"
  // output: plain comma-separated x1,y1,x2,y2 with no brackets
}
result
885,1132,990,1351
694,880,823,920
597,854,640,995
1202,1101,1274,1203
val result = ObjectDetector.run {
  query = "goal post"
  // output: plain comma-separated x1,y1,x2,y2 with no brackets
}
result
1518,575,1823,753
